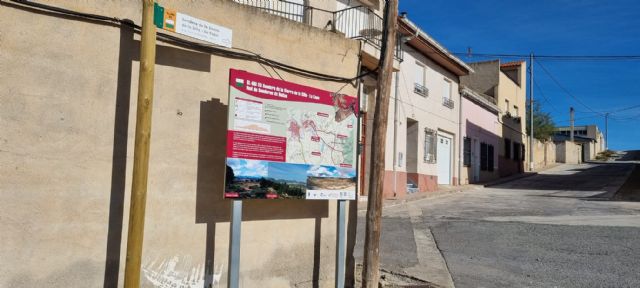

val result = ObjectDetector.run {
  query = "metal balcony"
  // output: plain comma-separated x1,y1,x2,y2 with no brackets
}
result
234,0,403,61
443,97,454,109
414,83,428,97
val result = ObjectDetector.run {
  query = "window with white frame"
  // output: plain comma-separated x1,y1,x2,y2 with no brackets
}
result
424,128,437,163
505,99,510,114
414,62,428,96
415,62,426,86
442,79,454,108
443,78,452,100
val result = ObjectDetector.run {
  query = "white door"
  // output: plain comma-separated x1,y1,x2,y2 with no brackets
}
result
437,134,452,185
472,139,480,182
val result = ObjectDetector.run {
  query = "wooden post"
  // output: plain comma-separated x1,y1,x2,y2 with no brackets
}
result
361,0,398,287
124,1,156,287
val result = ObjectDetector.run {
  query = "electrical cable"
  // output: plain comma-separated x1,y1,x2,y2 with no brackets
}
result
535,61,604,116
4,0,374,83
453,52,640,61
532,77,562,115
611,104,640,113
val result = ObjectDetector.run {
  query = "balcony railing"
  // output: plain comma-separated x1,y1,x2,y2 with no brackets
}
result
443,97,454,109
478,92,497,105
414,83,428,97
234,0,403,61
233,0,311,23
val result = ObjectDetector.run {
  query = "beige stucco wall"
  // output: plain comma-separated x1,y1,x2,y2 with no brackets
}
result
556,141,583,164
531,139,556,169
496,65,528,174
383,44,461,196
0,1,360,287
497,68,527,151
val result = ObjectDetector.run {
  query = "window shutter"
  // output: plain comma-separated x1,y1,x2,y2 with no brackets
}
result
480,143,488,171
463,137,471,166
488,145,495,172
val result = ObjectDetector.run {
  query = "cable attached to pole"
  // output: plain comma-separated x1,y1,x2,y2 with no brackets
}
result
5,0,374,83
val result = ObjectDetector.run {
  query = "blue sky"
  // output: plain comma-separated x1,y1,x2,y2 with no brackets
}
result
400,0,640,150
268,162,357,182
307,165,356,178
268,162,310,182
227,158,268,178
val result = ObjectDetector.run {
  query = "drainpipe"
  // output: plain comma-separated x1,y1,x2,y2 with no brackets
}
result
458,88,463,186
392,70,399,197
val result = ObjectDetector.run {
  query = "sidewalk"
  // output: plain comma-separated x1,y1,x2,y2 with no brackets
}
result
356,167,552,211
357,184,482,211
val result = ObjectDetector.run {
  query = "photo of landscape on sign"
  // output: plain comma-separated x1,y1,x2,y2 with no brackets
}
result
224,69,358,200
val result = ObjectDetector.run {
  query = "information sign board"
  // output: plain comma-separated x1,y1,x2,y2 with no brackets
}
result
154,3,232,48
225,69,359,200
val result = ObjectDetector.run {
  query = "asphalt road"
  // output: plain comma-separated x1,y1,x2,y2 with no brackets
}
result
356,162,640,287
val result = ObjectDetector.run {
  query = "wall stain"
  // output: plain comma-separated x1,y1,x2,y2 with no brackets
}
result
142,256,223,288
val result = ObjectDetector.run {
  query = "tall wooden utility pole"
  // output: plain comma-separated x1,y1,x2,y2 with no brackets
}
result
124,1,156,287
362,0,398,287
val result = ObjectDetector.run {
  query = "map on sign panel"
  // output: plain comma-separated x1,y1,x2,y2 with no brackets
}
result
286,104,356,167
224,69,358,200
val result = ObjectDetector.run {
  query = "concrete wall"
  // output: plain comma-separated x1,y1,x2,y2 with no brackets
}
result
461,61,500,97
383,44,461,198
0,1,360,287
556,141,583,164
531,139,556,170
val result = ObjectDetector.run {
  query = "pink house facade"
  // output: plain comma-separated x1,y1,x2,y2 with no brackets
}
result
459,87,501,184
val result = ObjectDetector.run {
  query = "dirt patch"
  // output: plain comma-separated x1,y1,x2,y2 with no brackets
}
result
614,164,640,201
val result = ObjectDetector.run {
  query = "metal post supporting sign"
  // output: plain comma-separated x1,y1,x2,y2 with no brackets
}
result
335,200,347,288
228,200,242,288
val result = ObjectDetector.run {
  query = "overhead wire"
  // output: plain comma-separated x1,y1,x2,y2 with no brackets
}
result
4,0,372,84
532,77,562,115
535,60,605,116
453,52,640,61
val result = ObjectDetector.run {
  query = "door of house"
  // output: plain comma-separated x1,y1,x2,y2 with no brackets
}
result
437,134,452,185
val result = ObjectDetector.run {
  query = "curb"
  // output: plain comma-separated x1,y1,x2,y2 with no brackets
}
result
356,186,481,212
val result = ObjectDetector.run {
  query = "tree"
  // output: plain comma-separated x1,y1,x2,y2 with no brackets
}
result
526,101,556,141
225,165,235,186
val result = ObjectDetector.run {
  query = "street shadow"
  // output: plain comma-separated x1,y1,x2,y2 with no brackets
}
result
611,164,640,202
344,198,358,288
102,21,135,288
616,150,640,161
491,163,636,201
103,21,213,288
499,115,526,177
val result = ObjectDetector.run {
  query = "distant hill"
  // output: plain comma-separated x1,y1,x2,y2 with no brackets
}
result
268,177,306,185
307,176,356,190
